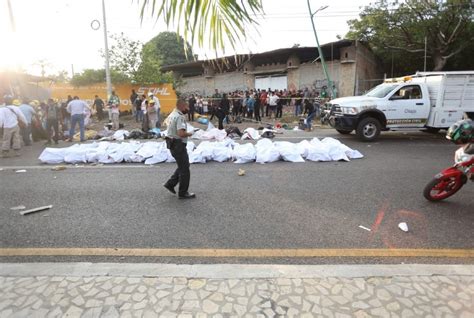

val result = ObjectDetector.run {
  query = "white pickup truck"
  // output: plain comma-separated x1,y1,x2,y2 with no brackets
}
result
329,71,474,141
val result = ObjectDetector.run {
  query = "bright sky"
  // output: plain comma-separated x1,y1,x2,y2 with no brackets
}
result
0,0,373,77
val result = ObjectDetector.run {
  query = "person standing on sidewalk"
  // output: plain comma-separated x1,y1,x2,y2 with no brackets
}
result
18,98,36,146
107,91,120,123
45,99,60,145
147,92,161,128
130,89,138,118
134,95,143,123
246,93,255,119
0,95,27,158
276,93,283,119
67,96,89,142
147,100,158,130
259,90,267,118
92,95,105,121
254,92,262,122
268,91,279,119
303,99,316,131
294,90,303,116
188,94,196,122
163,99,195,199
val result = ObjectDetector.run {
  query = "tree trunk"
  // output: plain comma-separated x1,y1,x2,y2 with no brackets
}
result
432,52,447,71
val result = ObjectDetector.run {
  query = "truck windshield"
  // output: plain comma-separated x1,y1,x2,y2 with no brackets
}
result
365,84,398,98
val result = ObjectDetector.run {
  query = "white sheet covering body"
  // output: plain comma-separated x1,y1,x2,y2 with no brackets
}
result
39,138,363,164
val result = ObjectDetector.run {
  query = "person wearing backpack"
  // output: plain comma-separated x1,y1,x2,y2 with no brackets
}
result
0,95,28,158
45,98,60,145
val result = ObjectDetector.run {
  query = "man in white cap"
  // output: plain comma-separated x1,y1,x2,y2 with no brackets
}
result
0,95,28,158
147,92,161,128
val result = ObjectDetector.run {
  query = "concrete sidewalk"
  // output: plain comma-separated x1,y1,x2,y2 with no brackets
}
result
0,263,472,317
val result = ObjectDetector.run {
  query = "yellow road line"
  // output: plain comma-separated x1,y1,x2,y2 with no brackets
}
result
0,248,473,258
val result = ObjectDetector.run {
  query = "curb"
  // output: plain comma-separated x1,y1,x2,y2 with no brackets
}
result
1,263,472,279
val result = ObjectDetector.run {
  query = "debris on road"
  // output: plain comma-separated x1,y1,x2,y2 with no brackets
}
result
20,205,53,216
15,169,27,173
51,165,67,171
398,222,409,232
10,205,26,211
238,169,246,176
358,225,371,232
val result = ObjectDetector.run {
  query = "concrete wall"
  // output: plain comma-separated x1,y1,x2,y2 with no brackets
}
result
181,72,247,96
298,61,343,93
214,72,247,93
354,43,383,95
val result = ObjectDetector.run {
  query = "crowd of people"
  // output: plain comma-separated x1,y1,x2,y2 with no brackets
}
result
0,86,331,158
184,86,332,130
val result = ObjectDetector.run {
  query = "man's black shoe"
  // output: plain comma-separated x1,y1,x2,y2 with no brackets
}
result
163,184,176,194
179,192,196,199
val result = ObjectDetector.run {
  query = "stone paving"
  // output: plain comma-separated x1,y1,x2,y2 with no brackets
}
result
0,270,473,317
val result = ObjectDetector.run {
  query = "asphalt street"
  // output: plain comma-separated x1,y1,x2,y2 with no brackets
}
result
0,129,473,264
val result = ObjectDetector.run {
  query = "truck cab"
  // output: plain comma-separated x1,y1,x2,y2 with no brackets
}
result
329,71,474,141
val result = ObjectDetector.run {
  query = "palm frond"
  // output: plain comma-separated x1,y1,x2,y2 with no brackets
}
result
139,0,263,51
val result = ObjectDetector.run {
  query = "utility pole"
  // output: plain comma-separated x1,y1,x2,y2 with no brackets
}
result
102,0,112,100
306,1,335,98
6,0,16,32
423,36,427,72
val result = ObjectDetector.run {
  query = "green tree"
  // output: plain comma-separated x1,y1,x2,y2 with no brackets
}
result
347,0,474,73
138,0,263,51
70,69,129,87
49,70,70,83
143,32,194,66
107,33,142,79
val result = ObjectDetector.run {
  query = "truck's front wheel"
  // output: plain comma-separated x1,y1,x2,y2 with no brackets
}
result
356,117,381,142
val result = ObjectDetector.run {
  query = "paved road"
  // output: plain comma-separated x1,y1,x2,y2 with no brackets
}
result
0,130,473,264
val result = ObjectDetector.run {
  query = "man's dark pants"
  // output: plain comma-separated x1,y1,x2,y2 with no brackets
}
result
165,140,190,196
46,119,59,143
21,124,32,146
188,110,195,122
276,104,283,118
255,105,261,122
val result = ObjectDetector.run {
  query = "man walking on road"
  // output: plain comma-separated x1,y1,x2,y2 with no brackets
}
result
0,95,27,158
163,99,195,199
67,96,89,142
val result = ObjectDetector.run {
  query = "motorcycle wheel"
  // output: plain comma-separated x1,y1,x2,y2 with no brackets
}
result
423,175,464,201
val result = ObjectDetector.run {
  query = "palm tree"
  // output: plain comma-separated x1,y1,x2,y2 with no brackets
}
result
139,0,263,51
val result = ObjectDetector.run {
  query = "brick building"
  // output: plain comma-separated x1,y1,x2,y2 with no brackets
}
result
161,40,383,97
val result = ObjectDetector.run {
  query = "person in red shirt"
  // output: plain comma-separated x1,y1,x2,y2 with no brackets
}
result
259,90,268,118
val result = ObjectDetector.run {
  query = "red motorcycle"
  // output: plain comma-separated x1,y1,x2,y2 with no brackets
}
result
424,144,474,201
